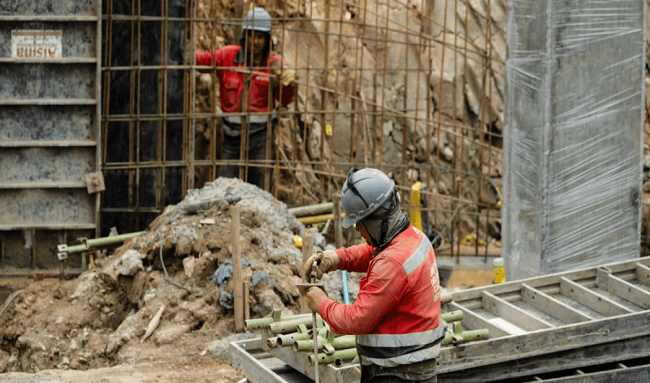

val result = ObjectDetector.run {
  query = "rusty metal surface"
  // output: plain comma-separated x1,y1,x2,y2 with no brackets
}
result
0,0,101,269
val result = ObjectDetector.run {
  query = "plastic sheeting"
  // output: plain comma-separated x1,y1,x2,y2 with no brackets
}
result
211,257,252,309
503,0,646,280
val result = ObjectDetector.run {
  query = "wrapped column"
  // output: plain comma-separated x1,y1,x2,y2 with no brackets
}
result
503,0,646,279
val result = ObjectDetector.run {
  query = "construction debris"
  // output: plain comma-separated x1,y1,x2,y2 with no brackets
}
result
0,178,339,373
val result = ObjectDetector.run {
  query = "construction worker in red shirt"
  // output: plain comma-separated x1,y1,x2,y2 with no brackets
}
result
195,7,296,188
304,168,444,382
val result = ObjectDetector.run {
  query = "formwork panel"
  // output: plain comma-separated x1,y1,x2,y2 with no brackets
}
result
0,106,95,141
0,64,96,99
0,147,96,184
0,1,97,16
0,0,101,270
0,190,95,228
0,230,87,269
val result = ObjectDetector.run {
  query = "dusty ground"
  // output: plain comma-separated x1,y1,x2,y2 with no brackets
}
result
0,337,243,383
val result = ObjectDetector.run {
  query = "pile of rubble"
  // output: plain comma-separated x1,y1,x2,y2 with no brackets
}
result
0,178,356,373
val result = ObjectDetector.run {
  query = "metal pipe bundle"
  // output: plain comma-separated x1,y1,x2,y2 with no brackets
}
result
309,348,358,365
293,334,356,352
269,315,325,334
245,313,313,330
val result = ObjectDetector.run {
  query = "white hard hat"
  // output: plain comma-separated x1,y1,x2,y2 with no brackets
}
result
242,7,272,33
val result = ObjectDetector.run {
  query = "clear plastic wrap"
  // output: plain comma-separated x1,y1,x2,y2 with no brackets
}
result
503,0,646,280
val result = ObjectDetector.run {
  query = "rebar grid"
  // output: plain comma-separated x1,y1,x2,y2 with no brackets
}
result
101,0,505,258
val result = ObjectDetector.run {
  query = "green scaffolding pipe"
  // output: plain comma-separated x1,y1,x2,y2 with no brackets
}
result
84,231,143,248
57,231,144,260
288,203,333,218
269,315,325,334
245,313,313,330
272,328,328,347
442,329,490,345
309,348,358,365
298,213,337,225
441,310,463,323
293,335,356,352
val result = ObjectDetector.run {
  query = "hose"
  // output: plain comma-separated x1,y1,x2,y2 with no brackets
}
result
156,230,192,293
0,289,24,318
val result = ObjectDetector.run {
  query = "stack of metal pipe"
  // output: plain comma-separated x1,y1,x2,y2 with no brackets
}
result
244,307,490,368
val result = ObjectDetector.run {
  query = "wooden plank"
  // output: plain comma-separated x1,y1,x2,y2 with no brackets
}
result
521,284,592,324
231,205,244,332
300,229,314,314
559,277,634,317
636,263,650,287
481,291,553,331
447,302,512,338
596,267,650,310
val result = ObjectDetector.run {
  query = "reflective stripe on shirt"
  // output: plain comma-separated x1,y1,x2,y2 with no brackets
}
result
402,232,432,276
357,323,445,367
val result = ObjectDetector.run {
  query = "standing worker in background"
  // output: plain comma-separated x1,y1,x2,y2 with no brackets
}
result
303,168,444,383
195,7,296,188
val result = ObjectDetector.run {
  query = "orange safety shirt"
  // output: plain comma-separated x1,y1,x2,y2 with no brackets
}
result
319,225,444,368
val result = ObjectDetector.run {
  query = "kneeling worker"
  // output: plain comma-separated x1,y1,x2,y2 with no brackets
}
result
303,167,444,382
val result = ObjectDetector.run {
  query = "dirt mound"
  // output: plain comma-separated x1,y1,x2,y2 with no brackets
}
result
0,178,330,373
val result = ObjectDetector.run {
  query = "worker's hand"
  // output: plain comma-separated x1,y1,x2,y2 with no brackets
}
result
270,60,296,87
280,69,296,86
306,286,328,312
302,250,339,281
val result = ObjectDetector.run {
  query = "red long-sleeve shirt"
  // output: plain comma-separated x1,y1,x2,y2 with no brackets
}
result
319,225,444,367
195,46,295,113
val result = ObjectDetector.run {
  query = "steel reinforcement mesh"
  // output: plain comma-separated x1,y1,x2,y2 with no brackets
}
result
101,0,508,259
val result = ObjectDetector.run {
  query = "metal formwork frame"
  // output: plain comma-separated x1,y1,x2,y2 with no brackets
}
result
0,0,103,269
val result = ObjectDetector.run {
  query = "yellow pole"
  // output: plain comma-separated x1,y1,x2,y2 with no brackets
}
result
410,181,423,231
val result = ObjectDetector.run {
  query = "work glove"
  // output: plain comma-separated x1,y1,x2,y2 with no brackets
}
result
270,60,296,87
280,69,296,86
305,286,328,313
302,250,339,281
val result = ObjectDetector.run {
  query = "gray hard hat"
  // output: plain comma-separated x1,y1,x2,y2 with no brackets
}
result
341,168,395,228
242,7,272,33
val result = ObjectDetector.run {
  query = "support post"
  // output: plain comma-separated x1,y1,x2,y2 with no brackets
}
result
301,228,315,313
232,205,244,332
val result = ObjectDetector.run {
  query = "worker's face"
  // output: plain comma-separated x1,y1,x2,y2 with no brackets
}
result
355,221,374,246
245,30,267,57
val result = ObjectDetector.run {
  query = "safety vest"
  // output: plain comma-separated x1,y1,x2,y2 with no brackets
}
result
195,46,295,114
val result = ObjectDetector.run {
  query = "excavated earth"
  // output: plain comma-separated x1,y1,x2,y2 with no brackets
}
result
0,178,360,382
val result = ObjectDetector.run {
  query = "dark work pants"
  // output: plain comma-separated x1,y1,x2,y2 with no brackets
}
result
219,126,275,189
361,361,438,383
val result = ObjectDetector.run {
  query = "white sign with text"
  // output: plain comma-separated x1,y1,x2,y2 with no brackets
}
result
11,30,63,59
